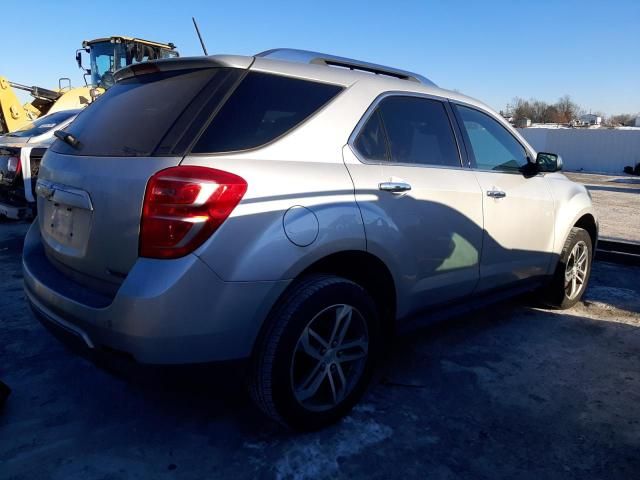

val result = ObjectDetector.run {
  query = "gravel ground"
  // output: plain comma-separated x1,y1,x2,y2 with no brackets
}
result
565,172,640,244
1,219,639,480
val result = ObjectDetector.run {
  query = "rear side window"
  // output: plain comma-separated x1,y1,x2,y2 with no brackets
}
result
378,96,461,167
51,68,228,157
192,72,343,153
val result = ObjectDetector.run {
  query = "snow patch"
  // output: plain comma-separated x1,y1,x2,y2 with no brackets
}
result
582,286,640,316
353,403,376,413
275,417,393,480
244,441,269,450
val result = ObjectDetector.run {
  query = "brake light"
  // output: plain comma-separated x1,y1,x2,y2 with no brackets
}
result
140,166,247,259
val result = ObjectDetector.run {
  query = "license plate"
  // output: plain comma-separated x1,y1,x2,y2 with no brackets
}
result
49,205,74,243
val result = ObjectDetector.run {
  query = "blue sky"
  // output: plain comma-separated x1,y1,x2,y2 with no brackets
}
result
2,0,638,115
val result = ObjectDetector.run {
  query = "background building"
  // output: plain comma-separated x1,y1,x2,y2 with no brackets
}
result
579,113,602,126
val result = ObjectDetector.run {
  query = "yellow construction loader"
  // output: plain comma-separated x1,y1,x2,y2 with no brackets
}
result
0,36,178,134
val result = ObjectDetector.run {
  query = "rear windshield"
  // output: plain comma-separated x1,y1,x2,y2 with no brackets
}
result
191,72,343,153
51,69,224,157
6,110,78,138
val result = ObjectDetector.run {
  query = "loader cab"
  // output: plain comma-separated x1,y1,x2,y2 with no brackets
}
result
78,36,179,89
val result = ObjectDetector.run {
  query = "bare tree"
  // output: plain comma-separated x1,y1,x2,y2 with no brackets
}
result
507,95,585,125
609,113,636,126
506,95,639,128
531,100,549,123
543,105,560,123
512,97,534,122
555,95,582,123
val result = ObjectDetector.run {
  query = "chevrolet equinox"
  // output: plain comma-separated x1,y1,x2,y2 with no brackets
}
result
23,49,598,430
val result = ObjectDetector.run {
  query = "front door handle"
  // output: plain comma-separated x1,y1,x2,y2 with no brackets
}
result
487,190,506,199
379,181,412,193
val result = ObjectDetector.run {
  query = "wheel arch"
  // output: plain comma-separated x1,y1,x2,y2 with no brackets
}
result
548,177,598,257
573,213,598,251
548,207,598,276
297,250,397,336
251,250,398,359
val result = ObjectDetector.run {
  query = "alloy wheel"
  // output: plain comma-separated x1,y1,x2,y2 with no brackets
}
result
564,240,589,300
290,304,369,412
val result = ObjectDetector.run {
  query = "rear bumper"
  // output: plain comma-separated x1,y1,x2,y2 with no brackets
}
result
0,201,31,220
23,222,290,364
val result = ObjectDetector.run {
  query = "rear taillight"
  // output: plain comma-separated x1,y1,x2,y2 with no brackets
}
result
140,166,247,259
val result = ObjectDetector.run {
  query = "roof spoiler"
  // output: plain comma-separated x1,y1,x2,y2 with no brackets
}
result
113,55,254,82
257,48,436,87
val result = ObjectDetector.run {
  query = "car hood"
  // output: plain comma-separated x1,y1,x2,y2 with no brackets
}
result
0,138,29,148
0,136,55,148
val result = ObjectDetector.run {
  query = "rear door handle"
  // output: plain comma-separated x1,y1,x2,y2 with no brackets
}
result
379,181,412,193
487,190,506,199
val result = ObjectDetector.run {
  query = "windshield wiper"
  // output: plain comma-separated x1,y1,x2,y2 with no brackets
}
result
54,130,80,149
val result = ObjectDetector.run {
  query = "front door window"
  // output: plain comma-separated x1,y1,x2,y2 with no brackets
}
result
456,105,528,172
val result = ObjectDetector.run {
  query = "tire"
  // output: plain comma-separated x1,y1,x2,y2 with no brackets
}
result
541,227,593,309
248,274,380,431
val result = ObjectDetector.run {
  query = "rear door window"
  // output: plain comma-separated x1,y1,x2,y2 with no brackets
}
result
191,72,343,153
51,68,234,157
377,96,461,168
353,110,389,162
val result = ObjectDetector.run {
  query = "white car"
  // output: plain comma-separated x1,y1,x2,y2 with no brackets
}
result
0,110,80,219
0,109,80,147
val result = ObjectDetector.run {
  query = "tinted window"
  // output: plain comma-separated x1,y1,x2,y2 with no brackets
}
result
51,68,227,157
354,111,388,161
7,110,78,138
192,72,342,153
456,105,528,171
377,96,460,167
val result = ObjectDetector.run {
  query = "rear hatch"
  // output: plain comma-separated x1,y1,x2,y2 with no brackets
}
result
38,58,249,294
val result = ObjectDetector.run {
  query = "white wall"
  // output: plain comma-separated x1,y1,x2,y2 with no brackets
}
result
518,128,640,174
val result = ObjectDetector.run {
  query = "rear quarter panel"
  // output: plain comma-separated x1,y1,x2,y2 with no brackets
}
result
183,156,365,281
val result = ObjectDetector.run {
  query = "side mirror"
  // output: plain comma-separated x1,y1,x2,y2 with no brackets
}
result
75,50,83,69
76,49,91,75
536,152,563,172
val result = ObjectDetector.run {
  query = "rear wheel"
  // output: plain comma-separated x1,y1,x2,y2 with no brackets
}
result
249,275,380,431
541,227,593,309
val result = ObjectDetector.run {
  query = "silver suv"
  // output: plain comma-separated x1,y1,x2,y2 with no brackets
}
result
23,49,597,430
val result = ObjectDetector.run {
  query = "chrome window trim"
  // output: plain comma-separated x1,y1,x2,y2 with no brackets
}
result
347,91,467,171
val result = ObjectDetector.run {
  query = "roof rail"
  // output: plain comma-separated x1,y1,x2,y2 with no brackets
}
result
256,48,437,87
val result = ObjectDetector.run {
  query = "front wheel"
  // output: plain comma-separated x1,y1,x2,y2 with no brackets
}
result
248,275,380,431
541,227,593,309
